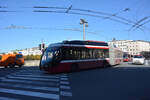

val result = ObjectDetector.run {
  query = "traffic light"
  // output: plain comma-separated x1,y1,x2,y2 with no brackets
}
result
39,43,45,50
39,44,42,50
42,43,45,49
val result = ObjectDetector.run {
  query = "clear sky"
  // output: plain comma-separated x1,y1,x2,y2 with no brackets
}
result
0,0,150,53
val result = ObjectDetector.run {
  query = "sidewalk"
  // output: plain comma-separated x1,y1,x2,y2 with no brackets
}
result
24,60,40,66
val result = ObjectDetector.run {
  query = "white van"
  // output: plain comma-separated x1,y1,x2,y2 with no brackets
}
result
132,55,145,65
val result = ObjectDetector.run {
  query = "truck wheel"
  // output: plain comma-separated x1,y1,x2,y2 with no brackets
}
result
9,64,15,68
19,65,23,67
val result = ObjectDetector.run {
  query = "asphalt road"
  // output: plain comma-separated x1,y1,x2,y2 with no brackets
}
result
0,63,150,100
0,67,22,78
69,63,150,100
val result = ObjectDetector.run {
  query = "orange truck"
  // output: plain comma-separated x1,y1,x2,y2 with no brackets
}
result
0,54,24,68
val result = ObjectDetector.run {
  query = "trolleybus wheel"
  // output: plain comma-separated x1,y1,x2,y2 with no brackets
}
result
71,64,79,72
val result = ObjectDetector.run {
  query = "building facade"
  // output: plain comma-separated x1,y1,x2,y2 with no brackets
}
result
109,40,150,55
9,47,42,56
8,43,47,56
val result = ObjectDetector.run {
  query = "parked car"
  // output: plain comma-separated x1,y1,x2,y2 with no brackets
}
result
123,57,129,62
132,55,145,65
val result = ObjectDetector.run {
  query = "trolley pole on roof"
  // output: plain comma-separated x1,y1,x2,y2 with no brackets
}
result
80,19,88,40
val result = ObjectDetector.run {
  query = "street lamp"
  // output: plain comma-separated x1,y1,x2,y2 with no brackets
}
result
80,19,88,40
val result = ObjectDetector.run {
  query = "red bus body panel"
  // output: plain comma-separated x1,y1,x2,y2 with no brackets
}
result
44,59,109,73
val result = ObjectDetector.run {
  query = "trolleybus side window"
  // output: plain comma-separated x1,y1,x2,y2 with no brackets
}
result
62,47,109,60
81,49,86,59
104,49,109,58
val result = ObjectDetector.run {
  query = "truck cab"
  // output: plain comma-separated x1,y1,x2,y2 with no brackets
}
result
0,54,24,68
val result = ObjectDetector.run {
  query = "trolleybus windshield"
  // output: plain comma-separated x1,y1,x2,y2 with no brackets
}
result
41,46,61,66
16,54,23,58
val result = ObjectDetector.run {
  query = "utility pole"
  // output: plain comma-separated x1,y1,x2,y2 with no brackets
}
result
80,19,88,40
83,23,85,40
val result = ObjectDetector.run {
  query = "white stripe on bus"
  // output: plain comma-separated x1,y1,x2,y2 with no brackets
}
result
105,58,110,60
50,43,108,49
0,82,59,92
62,44,109,49
7,76,59,82
0,88,59,100
60,58,109,63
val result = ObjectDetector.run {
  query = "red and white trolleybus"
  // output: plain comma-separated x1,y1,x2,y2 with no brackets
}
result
39,40,122,73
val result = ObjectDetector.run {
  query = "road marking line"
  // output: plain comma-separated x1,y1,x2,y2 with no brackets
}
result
10,74,59,78
7,76,59,82
1,79,58,86
60,81,70,85
0,88,59,100
60,73,68,75
0,97,19,100
60,75,68,78
60,86,71,89
0,82,59,92
60,78,68,81
0,77,5,80
60,91,72,97
10,74,59,79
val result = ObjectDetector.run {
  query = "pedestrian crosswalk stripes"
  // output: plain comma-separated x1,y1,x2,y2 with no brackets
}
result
9,74,60,79
1,78,58,86
60,91,73,96
0,88,60,100
0,67,72,100
0,97,19,100
60,75,68,78
60,77,68,81
60,85,71,89
60,81,70,85
0,82,60,92
6,76,60,82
